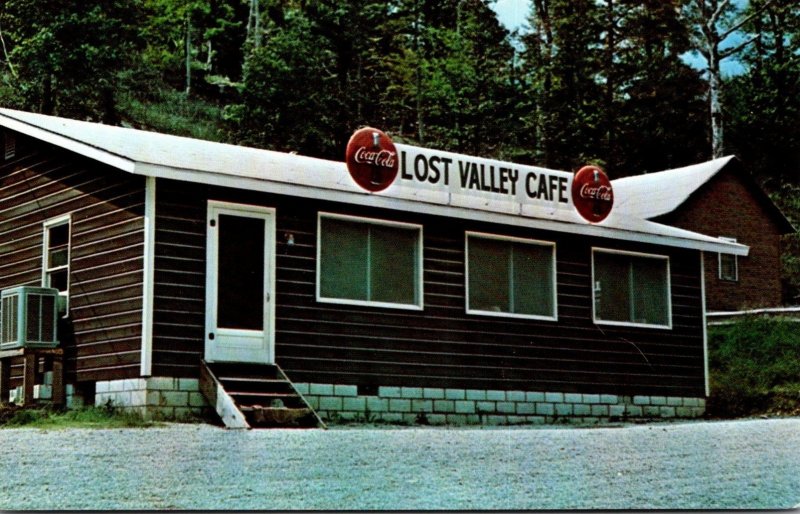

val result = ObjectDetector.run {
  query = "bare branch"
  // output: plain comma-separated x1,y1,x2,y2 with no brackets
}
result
720,0,776,41
709,0,732,27
720,33,760,59
0,22,16,78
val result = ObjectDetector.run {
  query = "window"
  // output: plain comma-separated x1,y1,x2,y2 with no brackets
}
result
466,233,557,320
718,237,738,282
592,249,671,328
317,213,423,309
3,131,15,160
43,215,71,313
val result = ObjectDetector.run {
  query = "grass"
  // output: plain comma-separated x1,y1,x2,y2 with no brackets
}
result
117,87,228,143
0,405,160,429
707,316,800,418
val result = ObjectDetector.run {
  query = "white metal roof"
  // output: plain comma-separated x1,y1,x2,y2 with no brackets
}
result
0,108,748,256
611,156,735,220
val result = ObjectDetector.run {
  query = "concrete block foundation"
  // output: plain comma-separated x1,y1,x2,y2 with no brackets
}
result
295,382,706,425
94,377,211,421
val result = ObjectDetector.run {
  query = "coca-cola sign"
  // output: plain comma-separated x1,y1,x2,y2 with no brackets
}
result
571,165,614,222
345,127,399,192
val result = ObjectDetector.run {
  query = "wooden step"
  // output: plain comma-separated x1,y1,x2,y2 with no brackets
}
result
206,362,281,380
218,376,297,394
199,360,325,429
242,406,315,427
229,392,305,409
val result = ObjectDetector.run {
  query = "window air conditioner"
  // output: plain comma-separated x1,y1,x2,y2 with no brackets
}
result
0,286,59,350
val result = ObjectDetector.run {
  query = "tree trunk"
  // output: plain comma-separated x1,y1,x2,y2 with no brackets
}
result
604,0,617,169
533,0,554,166
185,16,192,96
690,0,774,158
708,48,724,158
248,0,261,50
414,0,424,143
41,74,54,115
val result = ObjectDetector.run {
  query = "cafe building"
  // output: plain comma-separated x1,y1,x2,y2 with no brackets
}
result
0,109,746,427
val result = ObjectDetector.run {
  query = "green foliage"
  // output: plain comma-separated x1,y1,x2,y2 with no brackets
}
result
0,406,158,429
707,317,800,417
117,85,227,142
0,0,795,295
0,0,142,122
230,9,338,156
519,0,708,174
771,183,800,303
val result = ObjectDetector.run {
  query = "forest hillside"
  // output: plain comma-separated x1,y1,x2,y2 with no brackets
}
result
0,0,797,301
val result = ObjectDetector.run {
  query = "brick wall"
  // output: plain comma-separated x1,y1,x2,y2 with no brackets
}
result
659,167,784,311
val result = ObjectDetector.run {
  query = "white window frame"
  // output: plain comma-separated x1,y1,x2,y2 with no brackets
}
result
465,231,558,321
42,214,72,314
718,236,738,282
316,212,424,311
591,247,672,330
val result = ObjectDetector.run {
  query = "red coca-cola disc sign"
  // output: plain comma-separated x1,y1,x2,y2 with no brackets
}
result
571,165,614,223
345,127,399,192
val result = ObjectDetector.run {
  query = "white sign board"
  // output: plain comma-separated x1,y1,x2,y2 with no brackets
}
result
388,143,575,218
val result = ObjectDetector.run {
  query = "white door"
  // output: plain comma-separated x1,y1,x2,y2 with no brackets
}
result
205,201,275,364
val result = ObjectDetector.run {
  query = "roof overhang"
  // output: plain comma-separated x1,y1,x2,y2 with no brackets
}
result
0,108,749,256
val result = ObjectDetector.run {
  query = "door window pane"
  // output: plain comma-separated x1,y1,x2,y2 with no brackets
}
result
217,214,265,330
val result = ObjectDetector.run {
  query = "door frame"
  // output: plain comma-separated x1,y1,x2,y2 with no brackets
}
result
204,200,276,364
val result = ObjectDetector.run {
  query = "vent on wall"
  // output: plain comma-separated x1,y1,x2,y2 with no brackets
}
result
0,286,59,350
3,131,15,160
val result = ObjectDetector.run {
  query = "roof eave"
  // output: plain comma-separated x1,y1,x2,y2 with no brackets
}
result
136,162,750,256
0,112,136,173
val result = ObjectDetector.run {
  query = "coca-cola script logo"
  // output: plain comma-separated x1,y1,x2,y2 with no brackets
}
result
353,147,397,169
345,127,399,192
571,165,614,223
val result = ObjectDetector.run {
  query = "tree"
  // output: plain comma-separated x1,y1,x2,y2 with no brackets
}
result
521,0,604,170
726,0,800,183
0,0,141,122
611,0,708,175
229,8,339,156
683,0,774,158
411,0,519,157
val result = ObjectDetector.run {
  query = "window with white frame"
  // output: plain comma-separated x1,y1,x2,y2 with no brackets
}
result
317,213,423,309
466,233,557,320
718,237,738,281
592,249,671,328
43,215,71,313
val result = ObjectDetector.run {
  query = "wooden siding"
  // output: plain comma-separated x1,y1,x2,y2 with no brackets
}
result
151,182,206,378
154,179,705,397
0,133,145,384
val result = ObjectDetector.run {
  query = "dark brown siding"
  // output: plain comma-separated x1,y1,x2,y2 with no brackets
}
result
0,133,145,383
151,182,206,378
154,179,705,397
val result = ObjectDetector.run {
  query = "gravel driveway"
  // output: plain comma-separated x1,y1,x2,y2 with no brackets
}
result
1,418,798,510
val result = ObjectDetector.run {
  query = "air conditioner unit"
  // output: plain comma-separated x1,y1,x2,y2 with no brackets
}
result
0,286,59,350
